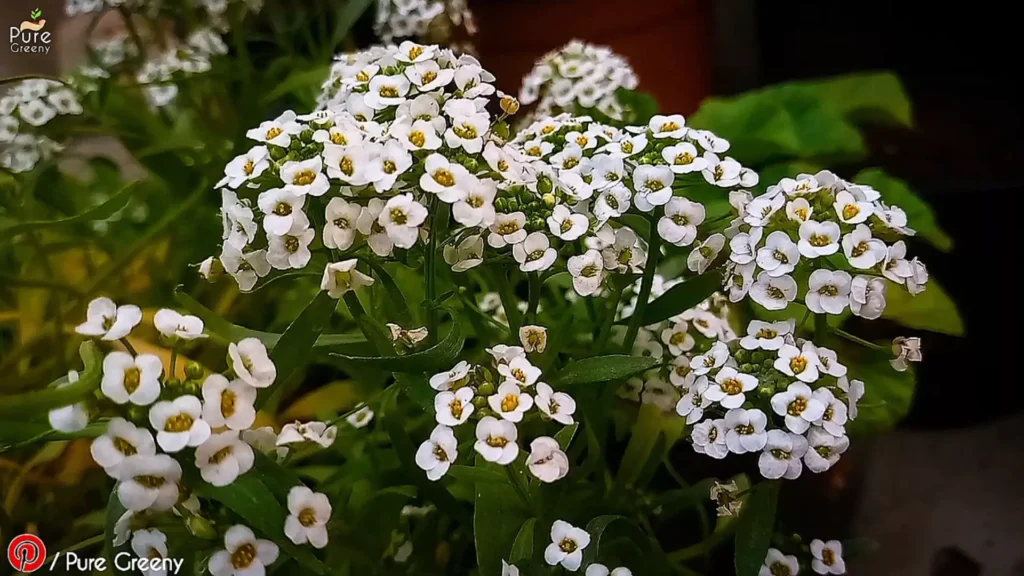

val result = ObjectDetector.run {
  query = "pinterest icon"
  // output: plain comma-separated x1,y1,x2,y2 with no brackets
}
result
7,534,46,573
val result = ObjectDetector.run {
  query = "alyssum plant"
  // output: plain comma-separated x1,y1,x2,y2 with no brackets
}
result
20,41,930,576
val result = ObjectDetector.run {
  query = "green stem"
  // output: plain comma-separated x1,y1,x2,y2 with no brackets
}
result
622,209,663,352
526,273,541,324
596,283,624,353
504,464,539,517
830,326,887,351
118,8,147,63
425,199,442,345
493,268,522,336
813,313,828,341
667,521,738,562
170,349,178,378
120,338,138,357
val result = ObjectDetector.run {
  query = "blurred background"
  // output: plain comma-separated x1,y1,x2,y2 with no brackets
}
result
2,1,1020,575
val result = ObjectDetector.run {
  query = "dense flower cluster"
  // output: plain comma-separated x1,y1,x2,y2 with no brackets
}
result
66,0,263,20
1,79,82,172
519,40,639,122
721,171,928,314
417,326,574,482
677,319,861,480
373,0,475,44
53,297,344,571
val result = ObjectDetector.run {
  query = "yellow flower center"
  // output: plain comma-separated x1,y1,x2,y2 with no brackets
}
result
356,71,369,82
273,202,291,216
790,356,808,374
660,121,680,132
736,424,754,435
221,389,237,418
265,127,283,140
559,538,578,553
113,436,137,456
787,397,808,416
501,394,520,412
449,399,464,420
755,328,777,339
243,159,255,175
123,367,141,394
581,264,599,278
575,136,588,146
231,543,256,569
674,152,694,165
409,131,426,148
670,332,689,346
334,217,350,229
497,159,509,171
453,123,478,139
299,507,318,527
719,378,743,395
541,125,555,135
773,250,789,264
383,160,397,174
284,236,300,253
819,284,839,297
408,46,424,60
134,475,165,488
671,214,689,226
379,85,399,98
770,562,792,576
432,444,449,462
293,170,316,186
851,242,869,257
339,156,354,176
433,169,455,187
330,132,347,145
563,157,579,169
842,204,860,220
497,222,520,235
766,286,785,299
645,179,665,191
421,70,437,84
469,195,484,208
390,208,408,225
809,234,831,247
794,207,808,220
209,446,233,464
527,146,542,157
527,249,546,262
560,219,574,233
770,448,791,460
620,141,634,154
164,413,194,433
486,435,508,448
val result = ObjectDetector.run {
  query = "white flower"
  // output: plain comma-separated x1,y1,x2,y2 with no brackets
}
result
201,374,257,431
906,257,929,295
154,309,206,341
219,146,269,189
687,234,726,274
729,227,763,266
195,430,254,487
749,272,798,311
545,520,590,571
391,117,443,152
805,427,849,473
513,232,558,272
590,154,625,189
228,338,276,388
675,375,709,423
760,549,800,576
838,377,865,420
419,154,471,203
535,382,576,425
658,198,705,247
365,74,410,109
798,220,841,258
489,212,529,248
806,270,852,315
661,321,695,356
220,245,271,291
710,481,743,517
18,100,56,126
604,133,647,158
48,370,89,433
435,387,475,426
246,110,301,147
484,142,523,180
662,142,707,174
593,184,632,221
587,565,633,576
633,328,664,361
759,430,808,480
130,529,168,576
208,525,279,576
547,205,589,241
367,141,413,193
323,144,373,185
775,342,821,383
285,486,332,548
649,114,687,138
150,395,211,452
280,157,329,197
771,383,826,434
277,422,337,448
786,198,813,223
497,354,544,385
321,259,375,298
850,275,887,320
474,416,519,465
444,235,485,272
632,165,674,211
524,437,567,484
812,388,848,437
76,297,142,340
380,194,428,249
487,344,526,365
101,352,162,406
515,325,547,354
257,188,306,236
739,320,793,351
891,336,923,372
388,324,429,348
602,226,646,273
724,262,755,302
744,194,784,227
551,144,584,172
702,153,742,187
445,111,490,154
567,250,605,296
415,425,457,481
841,224,887,269
810,539,846,575
756,231,800,277
430,360,471,391
323,198,361,250
689,342,730,375
267,218,315,270
117,454,181,511
488,382,534,422
243,427,288,460
815,346,848,378
451,178,497,228
91,417,156,479
833,190,873,224
725,408,769,454
356,199,394,257
704,367,758,409
692,419,729,459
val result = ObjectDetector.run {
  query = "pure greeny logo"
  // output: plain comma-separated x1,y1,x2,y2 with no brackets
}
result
10,8,51,54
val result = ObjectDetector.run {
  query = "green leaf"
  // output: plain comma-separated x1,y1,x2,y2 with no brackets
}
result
0,341,102,418
369,262,413,326
258,291,339,409
553,423,579,451
655,478,717,519
102,489,129,574
881,279,963,336
329,320,464,373
175,288,364,348
447,464,507,485
509,518,537,565
619,273,721,326
581,515,671,575
250,451,304,501
188,467,328,575
615,403,663,489
331,0,374,46
846,354,916,435
810,72,912,127
0,182,138,246
261,64,333,104
734,481,780,576
552,355,660,387
474,456,530,576
854,168,953,252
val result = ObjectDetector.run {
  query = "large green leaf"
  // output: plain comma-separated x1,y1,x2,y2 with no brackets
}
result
369,262,413,326
552,355,660,387
474,456,530,576
615,403,663,489
258,291,339,409
881,280,963,336
810,71,912,127
509,518,537,565
0,182,139,245
734,481,780,576
846,355,916,436
581,515,671,575
175,288,364,348
854,168,953,252
618,273,721,326
447,465,507,485
0,341,102,418
329,320,464,373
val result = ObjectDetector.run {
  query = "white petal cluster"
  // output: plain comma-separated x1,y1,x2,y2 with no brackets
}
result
1,78,80,173
372,2,476,44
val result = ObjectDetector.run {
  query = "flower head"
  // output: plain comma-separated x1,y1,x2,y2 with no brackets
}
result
285,486,332,548
474,416,519,465
76,297,142,340
149,395,211,452
544,520,591,571
195,430,255,487
101,352,162,406
415,425,457,481
208,525,279,576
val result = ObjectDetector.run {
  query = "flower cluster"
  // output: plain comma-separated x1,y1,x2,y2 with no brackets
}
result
416,325,574,483
54,297,343,571
373,0,476,44
1,79,82,172
676,319,862,480
722,171,928,314
761,539,847,575
66,0,263,21
519,40,639,122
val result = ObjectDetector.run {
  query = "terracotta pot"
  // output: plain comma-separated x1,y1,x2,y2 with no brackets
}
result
468,0,713,116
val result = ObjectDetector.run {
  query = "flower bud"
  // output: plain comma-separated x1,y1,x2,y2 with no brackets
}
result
756,384,775,400
739,363,754,373
734,349,750,363
537,176,553,194
751,351,766,364
477,381,495,396
184,361,204,380
289,139,303,151
299,128,315,142
507,198,520,212
270,147,287,160
182,380,201,397
529,218,545,231
472,396,488,409
499,94,520,115
463,158,479,172
185,516,218,540
495,197,508,212
127,405,148,425
542,193,556,208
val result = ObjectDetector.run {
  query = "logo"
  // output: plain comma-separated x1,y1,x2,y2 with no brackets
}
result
7,534,46,573
9,8,51,54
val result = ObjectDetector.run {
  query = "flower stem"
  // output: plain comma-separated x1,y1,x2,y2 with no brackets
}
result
829,326,887,351
493,268,522,336
596,283,624,353
814,312,828,341
41,534,104,567
622,209,663,353
526,273,541,324
170,349,178,378
120,338,138,357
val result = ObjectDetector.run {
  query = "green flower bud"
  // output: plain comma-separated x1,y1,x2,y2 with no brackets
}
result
542,193,556,208
507,198,520,212
127,405,148,425
299,128,314,142
185,516,218,540
762,359,774,370
756,384,775,400
289,139,303,151
734,349,750,363
182,380,201,397
463,158,479,172
538,176,553,194
751,351,766,364
184,361,204,380
477,382,495,396
529,218,545,231
472,396,488,409
269,147,287,160
495,197,509,212
739,363,754,373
